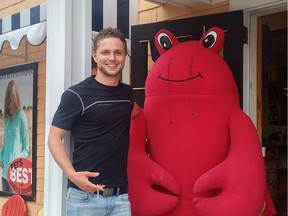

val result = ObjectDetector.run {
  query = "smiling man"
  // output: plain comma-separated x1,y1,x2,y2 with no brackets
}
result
48,27,135,216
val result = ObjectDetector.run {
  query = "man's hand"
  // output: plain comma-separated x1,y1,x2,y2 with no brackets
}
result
69,171,105,193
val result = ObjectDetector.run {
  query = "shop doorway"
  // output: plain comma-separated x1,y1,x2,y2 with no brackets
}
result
258,11,287,215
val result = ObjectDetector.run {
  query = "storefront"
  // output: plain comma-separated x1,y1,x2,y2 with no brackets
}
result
0,0,286,215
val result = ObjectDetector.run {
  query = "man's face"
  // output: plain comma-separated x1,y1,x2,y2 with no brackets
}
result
93,38,126,78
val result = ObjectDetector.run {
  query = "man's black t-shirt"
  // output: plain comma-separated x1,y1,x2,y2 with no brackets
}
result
52,76,133,189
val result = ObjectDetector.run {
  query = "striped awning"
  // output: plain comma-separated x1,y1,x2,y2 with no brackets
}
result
0,1,137,53
0,3,47,52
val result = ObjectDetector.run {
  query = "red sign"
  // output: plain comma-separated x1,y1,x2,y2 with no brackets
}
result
7,158,32,195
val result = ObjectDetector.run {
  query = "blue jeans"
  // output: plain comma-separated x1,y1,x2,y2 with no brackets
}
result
66,187,131,216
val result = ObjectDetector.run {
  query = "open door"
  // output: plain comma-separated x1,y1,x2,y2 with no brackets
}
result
131,10,244,108
258,11,287,215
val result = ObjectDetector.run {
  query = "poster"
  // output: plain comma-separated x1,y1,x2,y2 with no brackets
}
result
0,62,37,201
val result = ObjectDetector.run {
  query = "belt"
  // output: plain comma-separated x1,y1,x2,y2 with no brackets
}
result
96,186,127,197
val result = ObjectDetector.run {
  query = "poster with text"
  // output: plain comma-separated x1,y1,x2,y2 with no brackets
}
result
0,62,37,201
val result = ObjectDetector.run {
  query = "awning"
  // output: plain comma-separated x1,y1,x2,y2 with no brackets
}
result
0,22,46,51
0,3,47,53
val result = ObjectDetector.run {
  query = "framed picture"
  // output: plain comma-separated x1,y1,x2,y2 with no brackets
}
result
0,62,37,201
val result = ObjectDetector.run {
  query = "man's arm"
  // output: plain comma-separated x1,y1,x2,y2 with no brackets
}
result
48,125,105,192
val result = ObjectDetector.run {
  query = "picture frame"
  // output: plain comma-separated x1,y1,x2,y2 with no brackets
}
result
0,62,38,201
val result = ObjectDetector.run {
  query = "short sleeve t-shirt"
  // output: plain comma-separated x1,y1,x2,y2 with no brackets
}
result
52,76,133,189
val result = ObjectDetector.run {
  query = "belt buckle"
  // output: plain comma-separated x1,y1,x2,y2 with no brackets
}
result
103,188,114,197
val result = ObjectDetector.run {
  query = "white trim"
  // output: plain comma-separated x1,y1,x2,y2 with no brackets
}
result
45,0,72,215
123,39,131,84
103,0,117,28
40,3,47,22
129,0,139,38
72,0,92,81
242,1,287,125
230,0,286,11
2,16,12,33
20,9,30,27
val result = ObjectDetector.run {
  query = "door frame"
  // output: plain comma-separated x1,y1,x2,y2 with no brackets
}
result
242,1,287,128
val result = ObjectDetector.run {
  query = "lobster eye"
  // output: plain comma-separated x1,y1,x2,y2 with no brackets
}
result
202,31,217,48
157,33,172,50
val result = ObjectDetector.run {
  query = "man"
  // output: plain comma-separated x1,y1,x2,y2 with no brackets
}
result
48,27,139,216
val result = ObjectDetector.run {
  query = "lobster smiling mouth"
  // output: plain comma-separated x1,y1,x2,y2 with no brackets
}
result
158,72,203,82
